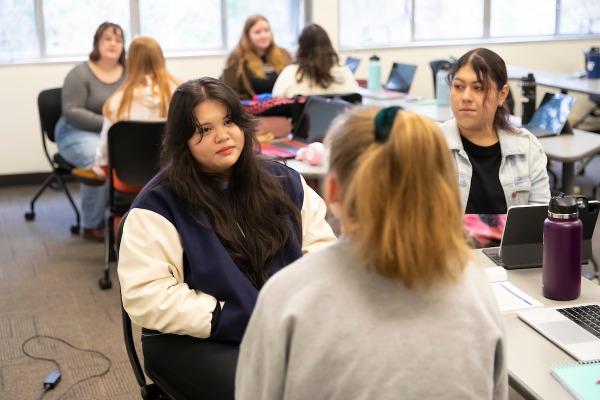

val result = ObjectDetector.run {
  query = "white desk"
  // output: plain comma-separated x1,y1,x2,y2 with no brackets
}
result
475,250,600,400
507,65,600,97
539,129,600,194
285,159,325,180
361,96,453,122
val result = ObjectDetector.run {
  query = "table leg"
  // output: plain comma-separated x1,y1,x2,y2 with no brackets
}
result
562,162,575,195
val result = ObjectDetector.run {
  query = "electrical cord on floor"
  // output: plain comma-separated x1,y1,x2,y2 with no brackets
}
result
21,334,112,399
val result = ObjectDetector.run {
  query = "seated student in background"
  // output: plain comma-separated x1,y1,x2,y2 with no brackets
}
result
236,106,507,400
222,14,291,100
271,24,358,98
72,36,182,187
118,77,336,400
55,22,126,242
438,48,550,248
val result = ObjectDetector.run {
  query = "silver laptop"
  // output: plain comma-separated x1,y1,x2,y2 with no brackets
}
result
523,92,576,138
482,201,599,270
359,62,417,100
518,303,600,362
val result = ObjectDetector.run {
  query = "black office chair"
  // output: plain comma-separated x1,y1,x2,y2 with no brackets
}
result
116,212,176,400
99,121,165,290
25,88,81,233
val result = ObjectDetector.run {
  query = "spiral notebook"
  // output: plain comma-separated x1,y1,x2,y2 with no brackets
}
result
550,361,600,400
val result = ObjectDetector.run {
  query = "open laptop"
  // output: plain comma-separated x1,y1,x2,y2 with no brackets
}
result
358,62,418,100
482,201,599,270
345,57,361,75
523,92,576,138
518,303,600,362
260,96,350,159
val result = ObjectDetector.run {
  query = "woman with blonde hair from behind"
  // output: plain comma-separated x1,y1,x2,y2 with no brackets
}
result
72,36,182,185
222,14,291,100
236,106,507,400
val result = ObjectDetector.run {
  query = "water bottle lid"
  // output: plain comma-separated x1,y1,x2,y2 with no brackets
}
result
548,194,588,215
370,55,380,61
521,73,535,81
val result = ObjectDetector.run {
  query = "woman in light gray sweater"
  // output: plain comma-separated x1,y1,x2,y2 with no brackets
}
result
236,106,507,400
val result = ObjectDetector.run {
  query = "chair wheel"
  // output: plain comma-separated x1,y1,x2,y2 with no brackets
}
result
70,225,80,234
25,212,35,221
99,278,112,290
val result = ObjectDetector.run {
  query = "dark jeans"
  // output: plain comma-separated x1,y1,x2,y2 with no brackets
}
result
143,335,239,400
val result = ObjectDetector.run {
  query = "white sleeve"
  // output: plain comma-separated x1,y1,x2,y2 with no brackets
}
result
95,117,112,167
272,66,296,98
299,175,337,254
117,208,219,338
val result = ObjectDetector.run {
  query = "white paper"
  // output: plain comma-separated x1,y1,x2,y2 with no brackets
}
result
492,281,544,315
485,266,508,283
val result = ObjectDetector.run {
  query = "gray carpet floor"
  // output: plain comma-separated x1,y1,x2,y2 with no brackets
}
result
1,155,600,399
0,183,139,399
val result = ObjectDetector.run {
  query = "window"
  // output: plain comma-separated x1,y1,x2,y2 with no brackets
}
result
0,0,304,63
339,0,600,49
225,0,303,48
43,0,130,57
414,0,483,40
490,0,555,37
0,0,38,60
338,0,411,48
139,0,221,52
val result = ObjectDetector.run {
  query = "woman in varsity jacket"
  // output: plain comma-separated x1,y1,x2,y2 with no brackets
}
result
117,77,336,400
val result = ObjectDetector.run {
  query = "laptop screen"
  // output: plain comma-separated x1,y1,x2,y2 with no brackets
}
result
293,97,350,143
345,57,361,75
385,63,417,93
527,92,576,134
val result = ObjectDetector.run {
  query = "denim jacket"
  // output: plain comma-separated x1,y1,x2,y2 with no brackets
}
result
439,119,551,213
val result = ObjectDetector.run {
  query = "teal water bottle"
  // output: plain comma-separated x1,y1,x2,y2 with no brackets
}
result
368,55,382,91
435,67,451,106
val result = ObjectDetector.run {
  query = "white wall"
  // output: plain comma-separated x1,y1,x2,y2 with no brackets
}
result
1,2,598,176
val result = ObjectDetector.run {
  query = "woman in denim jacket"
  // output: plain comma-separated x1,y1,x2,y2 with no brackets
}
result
438,48,550,247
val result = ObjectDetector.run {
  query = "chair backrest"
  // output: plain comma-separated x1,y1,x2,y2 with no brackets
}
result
38,88,63,143
108,121,166,187
429,59,453,97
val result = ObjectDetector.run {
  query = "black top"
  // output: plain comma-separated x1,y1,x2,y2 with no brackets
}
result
248,56,278,95
461,135,507,214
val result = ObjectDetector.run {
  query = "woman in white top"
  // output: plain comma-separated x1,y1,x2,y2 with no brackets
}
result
72,36,182,186
271,24,358,98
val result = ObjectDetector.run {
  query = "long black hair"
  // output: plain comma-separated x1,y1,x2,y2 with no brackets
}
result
447,48,516,133
159,77,302,288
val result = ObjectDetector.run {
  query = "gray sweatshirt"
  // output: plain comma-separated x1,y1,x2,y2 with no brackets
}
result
236,236,507,400
61,62,125,132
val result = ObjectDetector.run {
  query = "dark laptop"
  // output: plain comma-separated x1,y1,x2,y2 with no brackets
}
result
482,201,599,270
359,62,418,100
260,96,350,159
345,57,361,75
523,92,576,138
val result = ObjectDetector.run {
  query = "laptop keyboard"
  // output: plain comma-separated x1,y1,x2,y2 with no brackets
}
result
482,249,506,267
557,305,600,338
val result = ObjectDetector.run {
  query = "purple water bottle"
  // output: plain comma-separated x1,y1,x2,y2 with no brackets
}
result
542,195,587,300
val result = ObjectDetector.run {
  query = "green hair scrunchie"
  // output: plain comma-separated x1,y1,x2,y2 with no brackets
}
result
374,106,402,142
